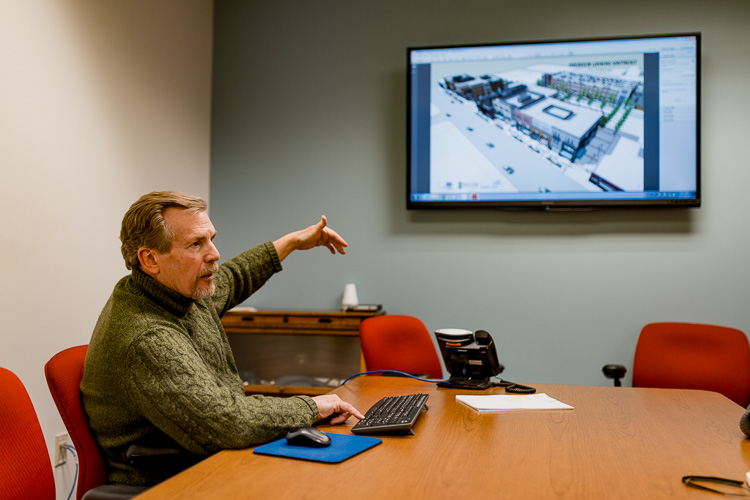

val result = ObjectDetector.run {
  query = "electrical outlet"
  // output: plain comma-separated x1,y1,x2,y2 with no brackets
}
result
54,432,69,467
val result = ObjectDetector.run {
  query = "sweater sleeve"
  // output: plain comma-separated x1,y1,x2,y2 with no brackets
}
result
210,242,283,317
124,329,318,455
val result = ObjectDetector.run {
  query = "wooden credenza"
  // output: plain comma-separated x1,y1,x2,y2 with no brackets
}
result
221,309,384,396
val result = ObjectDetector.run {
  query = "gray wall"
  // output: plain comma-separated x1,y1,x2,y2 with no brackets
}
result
210,0,750,387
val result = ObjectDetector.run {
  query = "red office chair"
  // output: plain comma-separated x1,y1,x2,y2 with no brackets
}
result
359,315,443,379
45,345,148,500
603,322,750,407
0,367,55,500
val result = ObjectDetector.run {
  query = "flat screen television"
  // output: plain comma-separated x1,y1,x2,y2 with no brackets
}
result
407,33,700,209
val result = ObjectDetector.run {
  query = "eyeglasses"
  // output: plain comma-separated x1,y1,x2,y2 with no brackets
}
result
683,475,750,497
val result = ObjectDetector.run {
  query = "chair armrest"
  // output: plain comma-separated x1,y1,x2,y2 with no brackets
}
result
126,444,185,460
81,484,149,500
125,444,202,471
120,444,203,490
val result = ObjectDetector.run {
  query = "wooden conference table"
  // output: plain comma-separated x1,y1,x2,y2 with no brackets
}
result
138,377,750,499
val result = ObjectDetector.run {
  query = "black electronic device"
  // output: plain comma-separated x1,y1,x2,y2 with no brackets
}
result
285,427,332,448
351,393,429,435
407,33,701,210
434,329,503,390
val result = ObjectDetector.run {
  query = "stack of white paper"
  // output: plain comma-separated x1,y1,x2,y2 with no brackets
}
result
456,393,574,411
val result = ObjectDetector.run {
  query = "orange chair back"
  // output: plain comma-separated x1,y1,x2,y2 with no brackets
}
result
632,322,750,407
359,315,443,379
45,345,107,500
0,367,55,500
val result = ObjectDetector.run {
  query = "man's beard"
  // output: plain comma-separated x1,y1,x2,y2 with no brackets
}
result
192,263,219,300
192,283,215,300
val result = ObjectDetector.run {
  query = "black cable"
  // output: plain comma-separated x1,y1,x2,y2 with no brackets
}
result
491,379,536,394
339,371,537,394
339,370,451,386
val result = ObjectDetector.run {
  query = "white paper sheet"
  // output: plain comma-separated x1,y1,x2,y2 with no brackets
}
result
456,393,574,411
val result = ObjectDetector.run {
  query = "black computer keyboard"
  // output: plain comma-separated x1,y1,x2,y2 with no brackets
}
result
351,393,429,434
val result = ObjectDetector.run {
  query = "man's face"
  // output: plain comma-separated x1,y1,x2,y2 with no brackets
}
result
152,207,220,299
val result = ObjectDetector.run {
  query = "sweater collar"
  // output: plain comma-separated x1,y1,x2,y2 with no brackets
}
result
131,267,194,317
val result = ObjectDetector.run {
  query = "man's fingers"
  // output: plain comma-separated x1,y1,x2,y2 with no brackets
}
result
324,228,348,254
329,412,350,425
312,395,364,424
341,402,364,420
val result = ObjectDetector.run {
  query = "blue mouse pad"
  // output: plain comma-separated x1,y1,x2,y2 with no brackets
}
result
253,432,382,464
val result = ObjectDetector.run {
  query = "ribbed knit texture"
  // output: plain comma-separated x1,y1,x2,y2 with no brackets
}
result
81,242,318,486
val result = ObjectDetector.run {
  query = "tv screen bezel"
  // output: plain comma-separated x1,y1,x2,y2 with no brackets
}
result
406,33,701,210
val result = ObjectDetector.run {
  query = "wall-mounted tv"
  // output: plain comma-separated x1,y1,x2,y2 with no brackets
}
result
407,33,700,209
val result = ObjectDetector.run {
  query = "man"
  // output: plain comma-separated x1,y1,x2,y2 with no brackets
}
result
81,191,364,486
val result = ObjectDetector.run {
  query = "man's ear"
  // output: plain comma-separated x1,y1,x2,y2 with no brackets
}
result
137,247,160,274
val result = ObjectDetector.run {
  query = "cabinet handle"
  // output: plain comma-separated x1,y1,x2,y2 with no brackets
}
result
318,318,333,324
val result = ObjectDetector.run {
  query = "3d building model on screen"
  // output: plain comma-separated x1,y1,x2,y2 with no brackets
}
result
439,62,644,193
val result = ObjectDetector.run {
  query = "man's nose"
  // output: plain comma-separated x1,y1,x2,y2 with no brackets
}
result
206,241,220,262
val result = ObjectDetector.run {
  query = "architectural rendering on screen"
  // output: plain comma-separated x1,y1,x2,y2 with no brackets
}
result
408,34,700,208
439,61,640,192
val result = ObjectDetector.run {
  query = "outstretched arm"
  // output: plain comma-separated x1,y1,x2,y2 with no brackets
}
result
273,215,348,262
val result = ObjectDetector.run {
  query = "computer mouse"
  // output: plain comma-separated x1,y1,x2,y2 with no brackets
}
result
285,427,332,448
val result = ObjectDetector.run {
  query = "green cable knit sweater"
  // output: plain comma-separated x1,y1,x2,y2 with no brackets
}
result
81,242,318,486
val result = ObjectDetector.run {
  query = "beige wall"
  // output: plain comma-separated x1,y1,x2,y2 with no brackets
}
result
0,1,213,496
